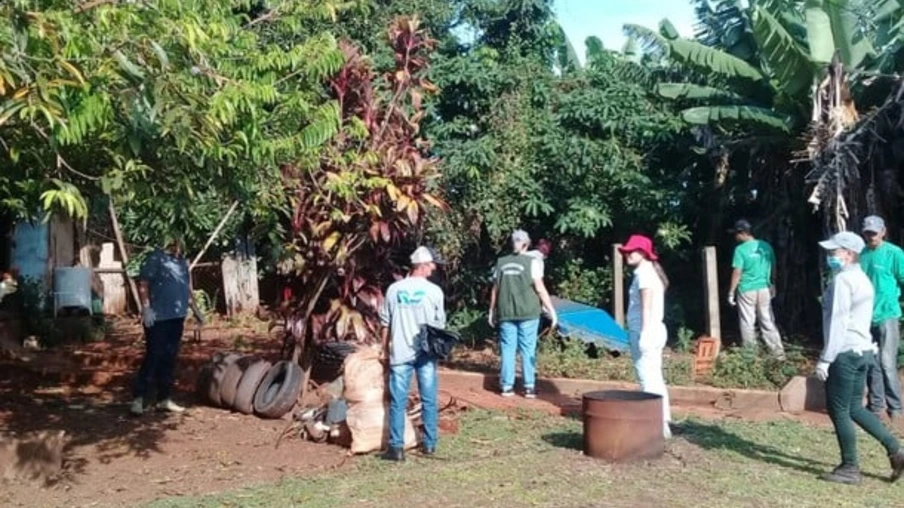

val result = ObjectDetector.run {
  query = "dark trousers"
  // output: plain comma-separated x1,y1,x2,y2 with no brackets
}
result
826,350,900,467
133,318,184,401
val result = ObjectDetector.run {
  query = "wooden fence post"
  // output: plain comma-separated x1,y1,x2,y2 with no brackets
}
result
703,246,721,341
612,243,624,327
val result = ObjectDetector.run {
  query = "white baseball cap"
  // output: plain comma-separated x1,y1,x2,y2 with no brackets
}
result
819,231,865,254
512,229,530,244
410,246,435,265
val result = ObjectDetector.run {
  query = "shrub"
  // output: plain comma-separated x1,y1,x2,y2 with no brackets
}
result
710,344,808,390
537,337,694,385
448,306,493,348
552,258,611,307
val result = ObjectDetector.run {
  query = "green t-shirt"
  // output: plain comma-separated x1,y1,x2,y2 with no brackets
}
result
732,239,775,294
860,241,904,323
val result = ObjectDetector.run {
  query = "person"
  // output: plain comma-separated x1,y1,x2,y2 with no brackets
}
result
380,246,446,462
489,230,557,399
860,215,904,421
130,236,204,416
0,271,17,303
619,234,672,438
816,231,904,485
727,219,785,358
525,238,552,275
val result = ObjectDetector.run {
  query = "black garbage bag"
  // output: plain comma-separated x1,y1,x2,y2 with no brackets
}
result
417,325,461,361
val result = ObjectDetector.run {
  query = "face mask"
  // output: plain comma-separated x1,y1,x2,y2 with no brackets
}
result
826,255,845,271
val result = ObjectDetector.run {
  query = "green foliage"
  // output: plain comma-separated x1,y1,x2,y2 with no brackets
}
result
537,337,694,386
710,344,809,390
1,1,348,255
448,306,494,348
552,258,611,307
673,326,695,354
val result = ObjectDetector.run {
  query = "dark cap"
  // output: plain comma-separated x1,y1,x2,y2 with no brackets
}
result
729,219,753,234
426,247,446,265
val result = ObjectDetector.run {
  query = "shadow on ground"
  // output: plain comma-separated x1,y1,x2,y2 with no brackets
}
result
540,419,888,481
0,319,280,485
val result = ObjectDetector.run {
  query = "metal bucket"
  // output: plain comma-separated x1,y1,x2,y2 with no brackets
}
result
582,390,664,462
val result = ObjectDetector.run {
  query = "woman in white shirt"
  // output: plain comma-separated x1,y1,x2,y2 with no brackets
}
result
619,234,671,438
816,231,904,485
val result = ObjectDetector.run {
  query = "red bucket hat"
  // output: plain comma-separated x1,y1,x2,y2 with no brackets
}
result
618,234,658,261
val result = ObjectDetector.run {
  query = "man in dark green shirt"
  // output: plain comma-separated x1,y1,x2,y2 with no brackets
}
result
861,215,904,420
727,219,785,358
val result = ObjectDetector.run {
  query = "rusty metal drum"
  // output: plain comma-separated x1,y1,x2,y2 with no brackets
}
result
582,390,664,462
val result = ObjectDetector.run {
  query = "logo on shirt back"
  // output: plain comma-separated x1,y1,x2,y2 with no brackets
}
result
397,290,426,305
500,263,525,276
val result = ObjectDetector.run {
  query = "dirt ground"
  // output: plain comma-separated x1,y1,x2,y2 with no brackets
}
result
0,318,834,508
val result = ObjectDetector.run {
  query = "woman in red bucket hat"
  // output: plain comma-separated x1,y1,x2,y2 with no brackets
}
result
619,234,672,438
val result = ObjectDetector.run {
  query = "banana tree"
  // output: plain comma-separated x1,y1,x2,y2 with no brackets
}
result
625,0,874,135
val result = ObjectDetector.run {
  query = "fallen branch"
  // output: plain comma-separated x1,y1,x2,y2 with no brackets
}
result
190,200,239,270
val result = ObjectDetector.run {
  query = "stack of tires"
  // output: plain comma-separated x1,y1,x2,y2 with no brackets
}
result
196,352,302,419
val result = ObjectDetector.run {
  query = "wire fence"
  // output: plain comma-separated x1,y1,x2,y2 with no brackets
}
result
191,261,226,315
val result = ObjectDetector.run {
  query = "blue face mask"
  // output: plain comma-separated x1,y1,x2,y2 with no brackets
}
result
826,255,845,271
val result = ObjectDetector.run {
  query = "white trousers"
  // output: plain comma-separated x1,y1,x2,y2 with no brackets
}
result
629,323,671,437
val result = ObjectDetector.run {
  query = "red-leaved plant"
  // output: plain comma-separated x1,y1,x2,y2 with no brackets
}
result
278,17,445,363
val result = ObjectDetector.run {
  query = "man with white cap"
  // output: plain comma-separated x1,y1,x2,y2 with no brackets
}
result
861,215,904,422
816,231,904,485
489,230,557,399
380,246,446,462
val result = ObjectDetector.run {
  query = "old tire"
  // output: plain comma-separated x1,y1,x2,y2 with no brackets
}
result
232,359,271,415
207,353,240,407
219,356,258,409
253,360,302,419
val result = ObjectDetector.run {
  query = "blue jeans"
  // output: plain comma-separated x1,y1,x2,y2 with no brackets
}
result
498,319,539,391
389,355,438,449
133,318,184,400
867,319,903,416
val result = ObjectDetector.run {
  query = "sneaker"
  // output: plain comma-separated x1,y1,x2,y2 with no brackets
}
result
420,444,435,456
890,450,904,483
158,399,185,413
129,397,144,416
500,388,514,398
524,387,537,399
819,464,862,485
381,447,405,462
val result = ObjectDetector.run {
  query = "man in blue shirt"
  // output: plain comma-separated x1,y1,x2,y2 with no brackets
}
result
130,236,203,416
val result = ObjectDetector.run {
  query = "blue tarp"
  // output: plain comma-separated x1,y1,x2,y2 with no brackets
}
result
551,296,629,352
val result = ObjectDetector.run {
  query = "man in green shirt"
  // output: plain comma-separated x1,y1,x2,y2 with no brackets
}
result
861,215,904,421
727,219,785,358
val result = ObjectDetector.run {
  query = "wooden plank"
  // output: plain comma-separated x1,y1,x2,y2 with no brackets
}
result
49,214,75,268
98,243,126,315
107,201,142,313
612,243,625,327
703,246,721,340
221,238,259,316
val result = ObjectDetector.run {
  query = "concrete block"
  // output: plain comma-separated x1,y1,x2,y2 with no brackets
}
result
779,375,826,413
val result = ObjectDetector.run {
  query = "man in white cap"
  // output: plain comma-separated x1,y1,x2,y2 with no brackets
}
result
380,246,446,462
489,230,557,399
815,231,904,485
860,215,904,422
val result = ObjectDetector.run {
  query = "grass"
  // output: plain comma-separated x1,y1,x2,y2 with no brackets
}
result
149,410,904,508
